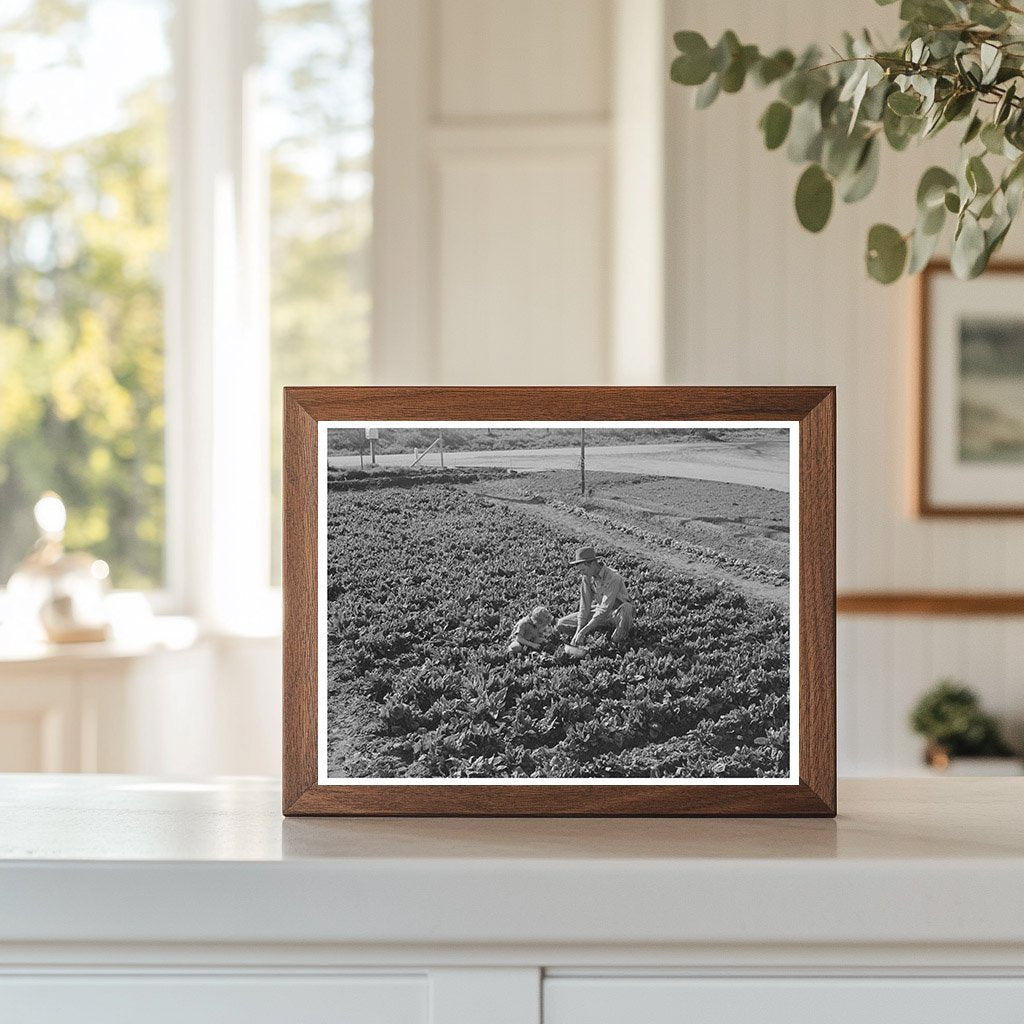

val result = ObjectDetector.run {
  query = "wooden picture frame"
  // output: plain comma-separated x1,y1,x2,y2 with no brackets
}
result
917,260,1024,517
283,387,836,816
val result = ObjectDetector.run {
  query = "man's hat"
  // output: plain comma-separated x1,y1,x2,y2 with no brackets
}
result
569,546,601,565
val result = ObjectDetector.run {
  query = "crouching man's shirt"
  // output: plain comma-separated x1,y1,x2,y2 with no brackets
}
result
580,564,630,615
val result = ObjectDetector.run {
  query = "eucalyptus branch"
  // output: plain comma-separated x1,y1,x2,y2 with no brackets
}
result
670,0,1024,283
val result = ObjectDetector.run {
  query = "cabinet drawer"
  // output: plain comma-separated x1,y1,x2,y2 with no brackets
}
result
544,977,1024,1024
1,974,427,1024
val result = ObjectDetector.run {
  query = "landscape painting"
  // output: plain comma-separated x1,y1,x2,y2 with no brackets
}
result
959,317,1024,463
319,423,796,783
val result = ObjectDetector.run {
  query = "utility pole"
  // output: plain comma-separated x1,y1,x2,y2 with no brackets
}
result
439,431,445,468
580,428,586,496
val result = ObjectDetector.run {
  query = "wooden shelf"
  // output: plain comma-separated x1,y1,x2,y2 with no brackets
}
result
837,593,1024,616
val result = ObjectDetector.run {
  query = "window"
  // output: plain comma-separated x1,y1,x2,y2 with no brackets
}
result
0,0,373,614
0,0,172,589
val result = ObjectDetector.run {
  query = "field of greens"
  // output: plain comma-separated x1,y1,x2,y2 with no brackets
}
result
326,477,790,779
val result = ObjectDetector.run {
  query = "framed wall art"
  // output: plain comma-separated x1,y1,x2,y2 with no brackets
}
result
918,261,1024,516
282,387,836,816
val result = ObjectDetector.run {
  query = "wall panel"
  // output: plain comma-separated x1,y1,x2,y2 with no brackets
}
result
437,0,611,120
436,151,608,384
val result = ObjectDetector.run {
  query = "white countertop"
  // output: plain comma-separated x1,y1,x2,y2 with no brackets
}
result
1,775,1022,953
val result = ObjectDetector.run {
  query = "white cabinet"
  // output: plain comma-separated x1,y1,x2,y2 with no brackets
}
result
2,975,428,1024
1,777,1023,1024
544,978,1024,1024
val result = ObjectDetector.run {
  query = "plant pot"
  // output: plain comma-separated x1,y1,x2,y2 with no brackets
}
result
924,743,1023,776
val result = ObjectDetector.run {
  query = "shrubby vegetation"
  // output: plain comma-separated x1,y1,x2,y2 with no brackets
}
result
326,481,790,779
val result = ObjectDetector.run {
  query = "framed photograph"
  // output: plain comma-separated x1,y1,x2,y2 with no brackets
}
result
283,387,835,816
918,261,1024,516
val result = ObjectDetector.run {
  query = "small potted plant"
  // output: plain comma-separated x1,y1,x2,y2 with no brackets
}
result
909,680,1021,774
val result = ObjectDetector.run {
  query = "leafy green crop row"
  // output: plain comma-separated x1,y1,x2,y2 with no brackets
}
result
326,483,790,779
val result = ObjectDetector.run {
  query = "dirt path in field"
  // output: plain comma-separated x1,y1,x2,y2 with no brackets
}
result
473,492,788,606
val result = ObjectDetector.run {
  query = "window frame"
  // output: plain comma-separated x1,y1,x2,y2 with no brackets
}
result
163,0,279,632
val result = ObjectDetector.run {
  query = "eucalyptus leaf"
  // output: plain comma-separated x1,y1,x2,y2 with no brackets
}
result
908,222,942,273
942,92,974,122
820,86,841,125
951,212,986,278
866,223,908,283
962,115,983,145
862,80,892,122
986,211,1013,259
966,154,994,196
981,121,1005,154
672,31,713,86
795,164,834,232
884,106,914,149
1006,173,1024,217
721,45,758,92
779,73,807,106
787,101,824,162
888,91,921,115
996,82,1017,124
980,41,1002,86
694,73,721,109
842,137,881,203
754,49,795,87
710,31,740,73
970,2,1009,29
760,101,793,150
921,200,946,235
917,166,957,210
822,130,865,178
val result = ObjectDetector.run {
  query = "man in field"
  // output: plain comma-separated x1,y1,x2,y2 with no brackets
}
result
556,546,635,647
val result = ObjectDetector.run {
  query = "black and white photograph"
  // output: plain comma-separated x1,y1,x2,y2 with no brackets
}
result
318,422,797,783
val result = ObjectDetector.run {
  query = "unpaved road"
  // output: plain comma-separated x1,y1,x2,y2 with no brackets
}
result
470,490,789,607
329,438,790,492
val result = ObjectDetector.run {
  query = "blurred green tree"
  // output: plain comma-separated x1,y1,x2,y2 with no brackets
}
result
0,0,169,588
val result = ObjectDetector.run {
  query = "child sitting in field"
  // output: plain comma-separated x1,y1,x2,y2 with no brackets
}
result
508,605,555,653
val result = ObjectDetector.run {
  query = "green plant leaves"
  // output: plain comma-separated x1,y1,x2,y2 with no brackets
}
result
969,2,1010,30
908,222,941,273
668,12,1024,283
694,74,721,109
917,166,957,210
888,90,921,115
759,101,792,150
952,211,987,278
980,41,1002,86
721,44,760,92
966,154,994,196
795,164,834,232
787,100,823,162
754,50,796,87
981,122,1006,155
866,224,907,283
843,137,880,202
672,31,713,85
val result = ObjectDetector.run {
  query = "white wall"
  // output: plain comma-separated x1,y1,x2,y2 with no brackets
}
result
664,0,1024,771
